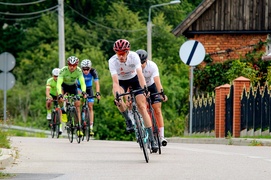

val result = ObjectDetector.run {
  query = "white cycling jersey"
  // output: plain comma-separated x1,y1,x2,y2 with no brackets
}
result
108,51,142,80
142,60,159,87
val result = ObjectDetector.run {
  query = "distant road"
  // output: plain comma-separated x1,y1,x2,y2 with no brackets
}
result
3,137,271,180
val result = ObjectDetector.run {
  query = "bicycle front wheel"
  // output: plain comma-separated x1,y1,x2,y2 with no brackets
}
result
67,113,73,143
84,108,91,142
50,112,55,138
55,109,61,139
135,112,149,163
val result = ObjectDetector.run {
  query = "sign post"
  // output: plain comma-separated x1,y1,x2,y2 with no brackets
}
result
179,40,205,135
0,52,16,124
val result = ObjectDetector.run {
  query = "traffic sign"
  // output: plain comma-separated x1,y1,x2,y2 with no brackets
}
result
179,40,206,66
0,72,15,90
0,52,16,72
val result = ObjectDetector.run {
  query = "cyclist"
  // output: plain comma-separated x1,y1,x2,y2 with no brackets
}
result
57,56,87,136
108,39,158,152
46,68,60,126
136,49,168,146
78,59,101,136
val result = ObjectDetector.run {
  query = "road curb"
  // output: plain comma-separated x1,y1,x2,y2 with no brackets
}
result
0,148,16,169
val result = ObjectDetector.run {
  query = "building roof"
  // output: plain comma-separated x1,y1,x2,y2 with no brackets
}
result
173,0,271,37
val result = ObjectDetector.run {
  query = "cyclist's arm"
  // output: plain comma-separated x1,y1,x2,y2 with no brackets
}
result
153,76,163,92
94,80,100,94
46,86,51,98
112,74,120,98
136,67,147,89
78,75,86,92
57,77,63,95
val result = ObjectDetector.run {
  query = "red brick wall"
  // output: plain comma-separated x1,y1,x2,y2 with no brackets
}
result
193,34,267,63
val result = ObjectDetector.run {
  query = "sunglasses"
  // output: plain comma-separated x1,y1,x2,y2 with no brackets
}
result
116,51,127,56
82,68,90,71
68,64,77,67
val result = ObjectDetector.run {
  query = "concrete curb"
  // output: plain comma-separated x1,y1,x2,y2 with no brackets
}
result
168,137,271,146
0,148,16,169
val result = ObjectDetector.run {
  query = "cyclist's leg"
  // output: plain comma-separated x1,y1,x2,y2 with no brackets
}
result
114,81,134,132
135,94,158,151
46,98,52,120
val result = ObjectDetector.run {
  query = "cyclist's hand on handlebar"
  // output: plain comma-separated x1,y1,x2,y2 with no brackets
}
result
162,95,168,102
46,96,52,101
96,92,101,100
82,91,87,99
57,94,64,103
143,85,150,97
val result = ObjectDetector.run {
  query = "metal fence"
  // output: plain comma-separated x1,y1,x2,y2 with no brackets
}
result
191,94,215,133
241,84,271,133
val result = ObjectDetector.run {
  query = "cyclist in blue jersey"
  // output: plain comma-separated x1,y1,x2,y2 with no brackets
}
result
78,59,101,136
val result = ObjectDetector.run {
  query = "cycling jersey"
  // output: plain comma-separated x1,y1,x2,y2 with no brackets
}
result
108,51,141,80
57,66,86,95
78,68,99,87
46,77,57,96
142,60,159,87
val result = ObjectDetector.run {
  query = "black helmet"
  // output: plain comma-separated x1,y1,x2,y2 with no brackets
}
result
136,49,148,64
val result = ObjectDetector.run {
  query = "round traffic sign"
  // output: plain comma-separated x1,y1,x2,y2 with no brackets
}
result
0,72,16,90
179,40,206,66
0,52,16,72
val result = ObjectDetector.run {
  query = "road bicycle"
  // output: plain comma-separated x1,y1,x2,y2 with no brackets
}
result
50,100,61,138
81,94,100,142
63,94,83,144
146,90,165,154
116,87,150,163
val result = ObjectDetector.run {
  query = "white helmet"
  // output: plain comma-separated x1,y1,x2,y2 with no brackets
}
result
52,68,60,76
81,59,92,68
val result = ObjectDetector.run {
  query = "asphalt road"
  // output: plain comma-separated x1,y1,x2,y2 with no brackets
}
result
2,136,271,180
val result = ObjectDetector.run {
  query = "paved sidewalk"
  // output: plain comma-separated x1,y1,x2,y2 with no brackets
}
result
0,148,16,170
1,137,271,170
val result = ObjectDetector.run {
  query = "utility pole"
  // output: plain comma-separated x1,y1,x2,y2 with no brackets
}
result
58,0,65,68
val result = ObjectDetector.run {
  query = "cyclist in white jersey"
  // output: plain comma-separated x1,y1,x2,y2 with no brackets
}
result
136,49,168,146
108,39,158,152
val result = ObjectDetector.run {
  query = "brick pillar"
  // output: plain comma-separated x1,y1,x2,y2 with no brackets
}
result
215,84,230,138
233,76,250,137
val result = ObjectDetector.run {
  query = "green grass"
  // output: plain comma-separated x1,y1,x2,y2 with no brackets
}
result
0,172,14,179
0,128,10,149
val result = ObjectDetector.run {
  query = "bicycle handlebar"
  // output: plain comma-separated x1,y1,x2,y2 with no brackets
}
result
115,86,148,102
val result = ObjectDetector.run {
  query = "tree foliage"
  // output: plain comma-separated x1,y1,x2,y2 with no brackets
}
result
0,0,202,139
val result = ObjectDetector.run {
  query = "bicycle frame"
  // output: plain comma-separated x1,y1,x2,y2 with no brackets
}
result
50,100,61,138
146,91,164,155
64,94,81,143
81,95,100,141
116,88,150,163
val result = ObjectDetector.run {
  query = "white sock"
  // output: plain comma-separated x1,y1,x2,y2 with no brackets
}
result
159,127,164,138
90,124,93,129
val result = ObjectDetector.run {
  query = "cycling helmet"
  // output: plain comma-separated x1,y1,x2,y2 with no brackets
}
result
136,49,148,64
52,68,60,76
81,59,92,68
113,39,130,52
67,56,79,65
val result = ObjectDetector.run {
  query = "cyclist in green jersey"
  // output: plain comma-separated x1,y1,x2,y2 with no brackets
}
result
57,56,87,136
46,68,60,122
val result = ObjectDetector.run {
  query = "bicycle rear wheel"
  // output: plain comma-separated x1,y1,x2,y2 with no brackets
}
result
72,110,81,144
84,108,91,141
50,112,55,138
135,112,149,163
151,112,161,154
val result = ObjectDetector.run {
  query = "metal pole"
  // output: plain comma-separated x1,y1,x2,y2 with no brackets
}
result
3,53,7,124
189,66,194,135
58,0,65,68
147,1,180,60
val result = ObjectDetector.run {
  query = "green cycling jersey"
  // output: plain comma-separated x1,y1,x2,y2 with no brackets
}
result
46,77,57,96
57,66,86,94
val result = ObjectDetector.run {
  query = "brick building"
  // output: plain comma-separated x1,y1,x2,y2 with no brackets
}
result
172,0,271,63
